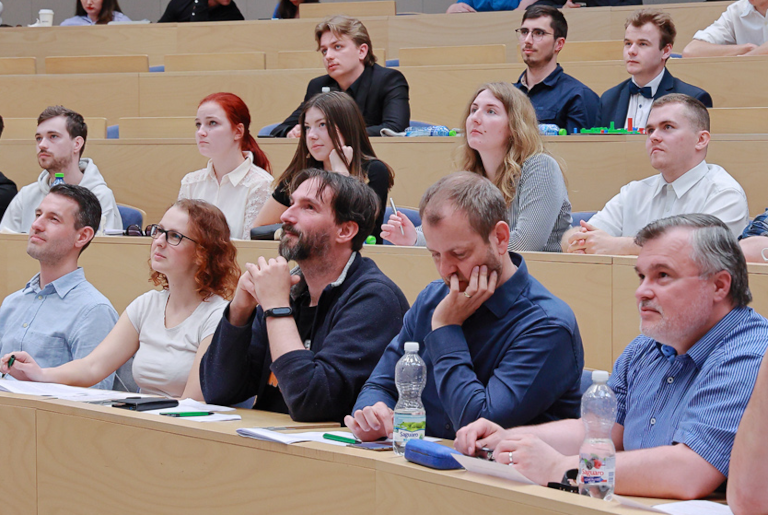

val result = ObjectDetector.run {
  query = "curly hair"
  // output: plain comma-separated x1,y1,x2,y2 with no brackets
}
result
150,199,240,300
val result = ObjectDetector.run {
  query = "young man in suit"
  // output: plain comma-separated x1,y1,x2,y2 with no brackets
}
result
597,9,712,129
270,15,410,138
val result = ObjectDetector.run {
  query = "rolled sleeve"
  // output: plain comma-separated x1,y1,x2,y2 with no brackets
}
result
693,12,737,45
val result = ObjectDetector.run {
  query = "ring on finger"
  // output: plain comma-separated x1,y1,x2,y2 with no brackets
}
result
508,451,514,464
463,291,472,299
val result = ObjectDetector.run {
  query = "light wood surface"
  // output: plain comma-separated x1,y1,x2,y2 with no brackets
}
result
556,40,626,63
276,49,387,69
45,54,150,74
0,57,36,75
399,45,507,67
300,0,397,18
0,402,37,515
164,52,266,72
118,117,196,139
709,107,768,134
1,117,108,140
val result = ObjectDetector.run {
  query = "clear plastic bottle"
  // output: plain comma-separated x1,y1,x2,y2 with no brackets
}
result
393,341,426,456
52,173,65,186
578,370,617,500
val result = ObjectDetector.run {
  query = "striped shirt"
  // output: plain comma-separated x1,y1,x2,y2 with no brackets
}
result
607,306,768,476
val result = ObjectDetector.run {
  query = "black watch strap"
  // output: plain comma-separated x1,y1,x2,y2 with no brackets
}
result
264,307,293,318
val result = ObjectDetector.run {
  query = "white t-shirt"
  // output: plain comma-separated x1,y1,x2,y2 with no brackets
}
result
125,290,227,398
693,0,768,46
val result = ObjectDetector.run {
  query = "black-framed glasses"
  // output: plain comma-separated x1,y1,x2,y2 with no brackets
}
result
515,28,554,41
146,224,198,246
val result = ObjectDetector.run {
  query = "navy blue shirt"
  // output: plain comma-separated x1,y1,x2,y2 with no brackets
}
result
515,64,599,133
354,253,584,439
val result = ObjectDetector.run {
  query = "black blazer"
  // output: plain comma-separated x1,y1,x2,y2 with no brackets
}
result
597,68,713,127
0,172,17,221
270,63,410,138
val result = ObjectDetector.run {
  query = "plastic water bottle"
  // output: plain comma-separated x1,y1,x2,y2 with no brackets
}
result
538,123,561,136
393,341,426,455
52,173,65,186
578,370,617,500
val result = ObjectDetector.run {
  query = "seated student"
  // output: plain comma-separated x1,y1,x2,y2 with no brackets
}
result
0,200,238,400
252,92,393,243
201,170,409,421
738,211,768,262
0,185,117,389
563,94,748,255
179,93,273,240
61,0,131,26
598,9,712,129
513,6,599,133
346,172,583,441
273,0,318,19
446,0,534,13
0,115,18,220
683,0,768,58
270,15,409,138
0,106,122,233
158,0,244,22
383,82,571,252
457,214,768,500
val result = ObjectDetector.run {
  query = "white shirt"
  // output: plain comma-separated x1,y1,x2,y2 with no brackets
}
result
178,152,272,239
588,160,749,238
625,68,665,130
125,290,227,398
693,0,768,46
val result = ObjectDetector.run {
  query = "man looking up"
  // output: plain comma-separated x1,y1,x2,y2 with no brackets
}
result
683,0,768,57
270,15,410,138
563,94,748,255
346,172,583,441
598,9,712,129
456,214,768,500
200,169,409,421
0,106,122,233
514,6,599,133
0,185,118,389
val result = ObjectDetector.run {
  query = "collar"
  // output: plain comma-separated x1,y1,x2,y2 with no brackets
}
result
205,152,253,186
344,64,372,96
481,253,529,319
289,251,358,301
517,64,563,91
631,67,665,96
652,160,709,199
686,307,750,370
23,268,86,299
740,0,765,18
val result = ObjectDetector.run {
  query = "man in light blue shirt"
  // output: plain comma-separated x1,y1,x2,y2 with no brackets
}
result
0,184,117,389
455,214,768,500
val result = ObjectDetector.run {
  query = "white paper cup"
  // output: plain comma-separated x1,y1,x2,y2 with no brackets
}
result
38,9,54,27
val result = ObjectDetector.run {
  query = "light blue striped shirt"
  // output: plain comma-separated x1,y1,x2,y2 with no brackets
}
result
608,306,768,476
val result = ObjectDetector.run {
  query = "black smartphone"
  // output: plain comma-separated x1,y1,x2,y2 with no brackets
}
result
348,441,392,452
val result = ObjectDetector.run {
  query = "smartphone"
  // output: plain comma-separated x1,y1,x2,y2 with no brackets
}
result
348,441,392,452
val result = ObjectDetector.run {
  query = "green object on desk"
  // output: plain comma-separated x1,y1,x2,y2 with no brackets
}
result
160,411,214,417
1,354,15,379
323,433,359,444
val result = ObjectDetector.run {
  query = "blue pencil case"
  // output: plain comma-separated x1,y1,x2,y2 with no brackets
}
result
404,439,462,470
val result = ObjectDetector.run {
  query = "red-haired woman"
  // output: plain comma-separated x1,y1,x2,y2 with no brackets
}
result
178,92,272,239
0,199,241,401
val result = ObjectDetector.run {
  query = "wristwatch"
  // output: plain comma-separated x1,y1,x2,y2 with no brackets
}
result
264,307,293,318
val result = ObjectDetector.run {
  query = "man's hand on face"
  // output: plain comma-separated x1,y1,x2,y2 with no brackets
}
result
432,265,498,331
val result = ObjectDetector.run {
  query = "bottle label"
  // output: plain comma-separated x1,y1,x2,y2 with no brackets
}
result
393,413,425,442
579,454,615,485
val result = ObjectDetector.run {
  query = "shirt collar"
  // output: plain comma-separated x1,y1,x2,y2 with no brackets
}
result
481,252,529,319
289,252,358,301
517,64,563,91
741,0,764,18
686,307,751,369
345,65,371,96
23,268,87,299
652,160,709,199
204,152,253,187
631,67,666,96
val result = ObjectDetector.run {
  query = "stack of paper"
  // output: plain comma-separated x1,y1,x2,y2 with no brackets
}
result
236,428,356,446
144,398,241,422
0,379,146,402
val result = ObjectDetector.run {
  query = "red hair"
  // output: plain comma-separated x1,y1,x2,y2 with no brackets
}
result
198,92,272,173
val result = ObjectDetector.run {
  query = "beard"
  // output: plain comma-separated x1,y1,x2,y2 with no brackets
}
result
638,283,711,346
279,223,330,262
38,153,73,174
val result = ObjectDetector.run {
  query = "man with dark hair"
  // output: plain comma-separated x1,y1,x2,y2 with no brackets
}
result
514,6,599,132
0,185,118,389
157,0,244,22
0,114,19,220
0,106,122,233
346,172,583,441
200,169,409,421
598,9,712,129
270,15,410,138
457,214,768,500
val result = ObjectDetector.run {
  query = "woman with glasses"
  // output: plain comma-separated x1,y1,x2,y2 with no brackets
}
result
251,91,394,243
381,82,571,252
178,92,273,239
0,199,240,401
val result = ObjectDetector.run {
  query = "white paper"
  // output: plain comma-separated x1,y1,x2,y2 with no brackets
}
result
0,379,146,402
613,495,666,512
653,501,733,515
144,398,240,422
236,428,362,446
452,453,536,485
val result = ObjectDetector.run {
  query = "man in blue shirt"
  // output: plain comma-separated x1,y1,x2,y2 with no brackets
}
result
514,6,599,132
345,172,584,441
456,214,768,500
0,185,117,389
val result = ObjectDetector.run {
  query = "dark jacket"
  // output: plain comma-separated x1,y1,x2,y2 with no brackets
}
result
0,172,17,221
158,0,244,22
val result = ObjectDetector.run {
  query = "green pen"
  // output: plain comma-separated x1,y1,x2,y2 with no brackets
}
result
323,433,359,445
1,354,16,379
160,411,214,417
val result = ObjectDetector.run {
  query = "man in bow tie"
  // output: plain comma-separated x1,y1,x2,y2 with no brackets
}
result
597,9,712,130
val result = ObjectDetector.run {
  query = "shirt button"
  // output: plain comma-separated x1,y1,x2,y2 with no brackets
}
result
445,424,451,430
22,323,28,328
650,417,656,425
667,376,674,384
37,296,43,300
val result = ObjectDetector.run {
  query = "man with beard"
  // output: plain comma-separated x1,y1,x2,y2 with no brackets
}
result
0,106,121,233
345,172,584,441
514,6,599,132
199,169,409,421
455,214,768,500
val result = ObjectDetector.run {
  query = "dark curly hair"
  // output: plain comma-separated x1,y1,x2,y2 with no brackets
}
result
150,199,240,300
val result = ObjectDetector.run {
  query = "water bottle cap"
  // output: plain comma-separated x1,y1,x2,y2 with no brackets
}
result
591,370,609,383
364,235,376,245
54,173,64,177
404,341,419,353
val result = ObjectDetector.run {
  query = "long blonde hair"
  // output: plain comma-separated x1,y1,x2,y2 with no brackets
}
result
456,82,546,205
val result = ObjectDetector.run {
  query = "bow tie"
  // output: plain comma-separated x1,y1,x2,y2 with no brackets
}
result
628,82,653,99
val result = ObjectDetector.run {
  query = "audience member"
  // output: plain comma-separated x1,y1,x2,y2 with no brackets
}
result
61,0,131,26
0,185,117,389
0,115,18,221
0,106,122,233
382,82,571,252
683,0,768,57
563,94,748,255
738,211,768,262
598,9,712,129
514,6,599,132
273,0,318,19
456,214,767,500
201,170,409,421
0,199,238,400
178,92,273,240
446,0,534,13
158,0,244,22
253,92,394,243
347,172,583,441
270,15,409,137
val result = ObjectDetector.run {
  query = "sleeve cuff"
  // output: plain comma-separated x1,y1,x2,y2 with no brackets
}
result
425,325,470,359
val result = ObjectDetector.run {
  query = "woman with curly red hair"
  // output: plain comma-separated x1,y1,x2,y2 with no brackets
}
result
0,199,240,401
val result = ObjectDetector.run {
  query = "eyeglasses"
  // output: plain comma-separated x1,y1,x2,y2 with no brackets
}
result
146,224,198,246
515,28,554,41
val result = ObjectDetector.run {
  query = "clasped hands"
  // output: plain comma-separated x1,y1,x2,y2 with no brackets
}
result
229,256,301,326
565,220,613,254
